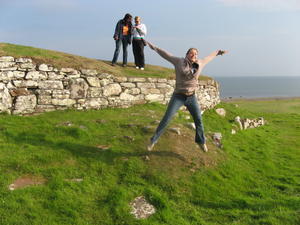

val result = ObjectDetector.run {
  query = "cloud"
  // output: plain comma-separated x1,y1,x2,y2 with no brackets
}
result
217,0,300,12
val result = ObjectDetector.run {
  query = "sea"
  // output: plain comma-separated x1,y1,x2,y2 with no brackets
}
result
214,76,300,99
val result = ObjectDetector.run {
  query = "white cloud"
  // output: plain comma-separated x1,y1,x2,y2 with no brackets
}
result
217,0,300,12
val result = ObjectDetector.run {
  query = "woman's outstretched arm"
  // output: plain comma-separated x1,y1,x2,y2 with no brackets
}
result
201,50,228,66
147,41,180,65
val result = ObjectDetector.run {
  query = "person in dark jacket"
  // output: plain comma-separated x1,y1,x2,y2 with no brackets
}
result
111,13,133,67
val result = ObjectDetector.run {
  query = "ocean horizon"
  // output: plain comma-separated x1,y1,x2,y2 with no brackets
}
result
214,76,300,99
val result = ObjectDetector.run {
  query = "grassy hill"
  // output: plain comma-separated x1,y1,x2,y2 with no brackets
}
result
0,42,212,80
0,99,299,225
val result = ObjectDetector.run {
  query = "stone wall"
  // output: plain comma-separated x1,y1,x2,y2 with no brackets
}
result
0,56,220,115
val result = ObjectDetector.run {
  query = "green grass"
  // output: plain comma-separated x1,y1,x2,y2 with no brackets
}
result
0,99,299,225
0,42,212,80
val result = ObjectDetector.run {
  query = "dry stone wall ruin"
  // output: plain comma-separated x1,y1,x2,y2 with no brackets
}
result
0,56,221,115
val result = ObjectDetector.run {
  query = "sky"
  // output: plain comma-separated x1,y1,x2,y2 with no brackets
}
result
0,0,300,77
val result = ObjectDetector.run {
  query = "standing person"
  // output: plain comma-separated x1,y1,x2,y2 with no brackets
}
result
146,41,228,152
132,16,147,70
111,13,133,67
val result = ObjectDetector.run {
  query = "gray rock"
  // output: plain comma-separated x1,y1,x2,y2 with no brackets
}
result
235,116,243,130
13,80,38,88
128,77,146,82
0,83,12,113
0,56,14,62
86,77,101,87
186,122,196,130
215,108,226,117
69,78,89,98
103,83,122,96
145,94,164,102
212,132,223,148
39,80,64,89
52,98,76,106
39,64,53,72
169,127,181,135
13,95,37,114
25,71,48,80
130,196,156,219
87,87,102,98
16,58,32,63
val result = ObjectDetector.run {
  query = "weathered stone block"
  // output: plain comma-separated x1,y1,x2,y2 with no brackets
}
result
87,87,102,98
128,77,146,82
86,77,101,87
137,83,156,89
16,58,32,63
103,83,122,96
145,94,164,102
0,83,12,113
19,63,36,70
39,64,53,72
100,79,113,86
25,71,48,80
147,78,158,83
113,76,127,82
60,68,80,75
39,81,63,89
83,98,109,109
157,78,168,83
69,78,89,99
52,90,70,99
140,88,160,94
48,72,64,80
120,82,136,88
52,98,76,106
124,88,140,95
13,80,38,88
0,56,14,62
0,62,16,69
13,95,37,114
38,95,52,105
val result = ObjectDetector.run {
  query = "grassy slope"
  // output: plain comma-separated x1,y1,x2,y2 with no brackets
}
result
0,99,299,225
0,42,212,80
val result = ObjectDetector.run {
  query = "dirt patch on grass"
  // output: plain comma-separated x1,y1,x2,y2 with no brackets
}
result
9,175,47,190
145,125,226,177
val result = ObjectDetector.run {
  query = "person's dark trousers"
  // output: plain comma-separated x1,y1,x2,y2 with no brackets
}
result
132,39,145,68
112,36,129,65
150,93,205,145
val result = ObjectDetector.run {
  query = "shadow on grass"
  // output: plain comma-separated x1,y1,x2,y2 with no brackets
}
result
5,132,187,164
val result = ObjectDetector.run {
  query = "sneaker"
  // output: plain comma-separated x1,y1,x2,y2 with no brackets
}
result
147,142,155,151
122,64,127,67
111,63,116,67
198,143,208,152
135,66,139,69
140,67,144,71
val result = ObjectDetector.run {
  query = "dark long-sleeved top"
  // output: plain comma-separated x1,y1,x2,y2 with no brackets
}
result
113,19,132,44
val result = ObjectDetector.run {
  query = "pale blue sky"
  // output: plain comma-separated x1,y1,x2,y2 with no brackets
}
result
1,0,299,77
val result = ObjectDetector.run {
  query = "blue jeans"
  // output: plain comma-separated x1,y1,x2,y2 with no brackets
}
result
151,93,206,145
112,36,129,65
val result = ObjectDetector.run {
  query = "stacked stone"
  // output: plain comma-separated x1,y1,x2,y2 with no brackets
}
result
0,56,220,115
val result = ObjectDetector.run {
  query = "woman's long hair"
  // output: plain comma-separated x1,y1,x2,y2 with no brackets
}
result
122,13,132,34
